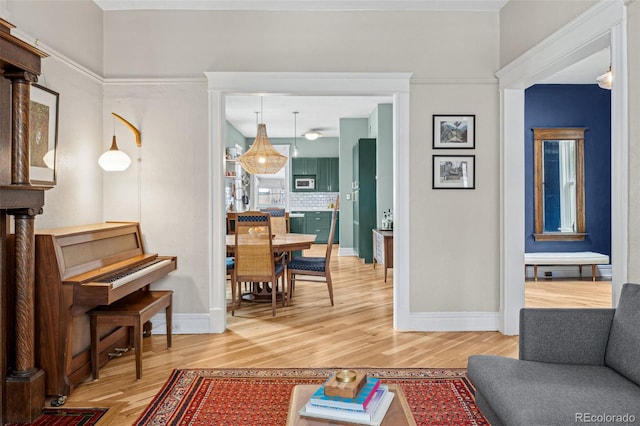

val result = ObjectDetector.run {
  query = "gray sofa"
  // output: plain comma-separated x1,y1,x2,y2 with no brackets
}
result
468,283,640,426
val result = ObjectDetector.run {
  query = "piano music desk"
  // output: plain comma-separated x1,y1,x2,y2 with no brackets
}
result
88,290,173,380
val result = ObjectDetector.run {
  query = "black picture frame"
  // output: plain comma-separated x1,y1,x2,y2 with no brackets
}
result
29,84,59,186
432,155,476,189
432,115,475,149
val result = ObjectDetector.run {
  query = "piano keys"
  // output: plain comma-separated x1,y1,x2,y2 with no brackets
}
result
33,222,177,400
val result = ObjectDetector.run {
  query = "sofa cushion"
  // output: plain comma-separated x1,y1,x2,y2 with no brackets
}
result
605,283,640,386
468,355,640,426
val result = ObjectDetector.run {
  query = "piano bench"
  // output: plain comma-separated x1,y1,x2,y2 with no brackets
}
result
88,290,173,381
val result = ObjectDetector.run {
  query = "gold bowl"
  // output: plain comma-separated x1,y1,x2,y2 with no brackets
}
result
335,369,357,383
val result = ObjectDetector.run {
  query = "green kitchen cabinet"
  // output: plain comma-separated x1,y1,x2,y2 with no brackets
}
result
289,214,306,234
316,157,339,192
304,211,339,244
291,158,318,176
353,138,376,263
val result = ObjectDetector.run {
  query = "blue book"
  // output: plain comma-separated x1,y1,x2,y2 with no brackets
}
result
309,377,380,411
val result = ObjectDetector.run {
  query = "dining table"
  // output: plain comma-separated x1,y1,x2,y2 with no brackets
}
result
226,233,317,303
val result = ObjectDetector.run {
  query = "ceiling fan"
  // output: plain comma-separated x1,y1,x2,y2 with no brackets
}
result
302,127,331,140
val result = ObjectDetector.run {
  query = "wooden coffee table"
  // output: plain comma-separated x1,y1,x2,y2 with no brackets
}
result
286,384,416,425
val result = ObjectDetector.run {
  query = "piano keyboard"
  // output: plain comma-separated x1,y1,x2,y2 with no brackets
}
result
100,258,173,288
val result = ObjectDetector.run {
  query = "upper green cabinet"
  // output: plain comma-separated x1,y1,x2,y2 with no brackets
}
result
316,158,340,192
292,157,339,192
291,158,318,176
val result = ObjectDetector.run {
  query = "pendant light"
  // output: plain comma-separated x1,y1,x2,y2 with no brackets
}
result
596,66,612,90
292,112,299,158
237,98,287,174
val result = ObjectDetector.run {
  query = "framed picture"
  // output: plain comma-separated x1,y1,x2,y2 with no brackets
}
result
433,155,475,189
433,115,475,149
29,84,59,185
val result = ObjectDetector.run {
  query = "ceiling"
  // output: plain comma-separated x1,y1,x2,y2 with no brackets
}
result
93,0,610,139
225,95,392,138
93,0,510,12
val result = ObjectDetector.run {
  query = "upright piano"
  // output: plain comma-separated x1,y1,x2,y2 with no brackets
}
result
32,222,177,400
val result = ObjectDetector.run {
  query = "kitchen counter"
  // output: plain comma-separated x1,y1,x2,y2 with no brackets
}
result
290,208,337,212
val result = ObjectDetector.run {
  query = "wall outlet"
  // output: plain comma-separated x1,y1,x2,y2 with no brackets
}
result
346,193,351,200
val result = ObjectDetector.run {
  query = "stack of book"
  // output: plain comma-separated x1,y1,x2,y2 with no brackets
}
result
299,372,394,425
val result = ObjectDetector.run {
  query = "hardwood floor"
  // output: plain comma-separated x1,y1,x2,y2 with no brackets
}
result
65,246,609,424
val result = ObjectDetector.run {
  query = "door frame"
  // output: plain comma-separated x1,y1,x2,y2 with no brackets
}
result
205,72,412,332
496,1,627,334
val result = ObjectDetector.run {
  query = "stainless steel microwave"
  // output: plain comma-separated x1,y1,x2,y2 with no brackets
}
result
294,177,316,190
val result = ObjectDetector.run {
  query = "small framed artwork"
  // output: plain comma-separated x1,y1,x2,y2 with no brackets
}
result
433,155,475,189
29,84,59,186
433,114,475,149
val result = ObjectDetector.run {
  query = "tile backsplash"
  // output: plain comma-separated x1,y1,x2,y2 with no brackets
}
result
290,192,339,210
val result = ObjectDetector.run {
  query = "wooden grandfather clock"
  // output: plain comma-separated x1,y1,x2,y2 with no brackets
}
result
0,18,49,424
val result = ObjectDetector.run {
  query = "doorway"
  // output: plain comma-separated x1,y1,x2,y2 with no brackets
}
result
498,1,627,334
205,72,412,333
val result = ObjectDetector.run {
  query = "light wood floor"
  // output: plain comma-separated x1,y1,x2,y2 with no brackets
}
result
66,246,611,424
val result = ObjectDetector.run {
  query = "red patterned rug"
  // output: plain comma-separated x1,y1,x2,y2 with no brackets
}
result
6,408,107,426
134,368,488,425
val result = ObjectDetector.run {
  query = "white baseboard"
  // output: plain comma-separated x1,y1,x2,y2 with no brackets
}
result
406,311,500,332
150,312,215,334
338,247,357,256
525,264,612,280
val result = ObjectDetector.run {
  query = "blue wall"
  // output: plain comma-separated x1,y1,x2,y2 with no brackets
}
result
524,84,611,257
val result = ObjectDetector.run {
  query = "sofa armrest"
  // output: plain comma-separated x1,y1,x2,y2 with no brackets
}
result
519,308,614,365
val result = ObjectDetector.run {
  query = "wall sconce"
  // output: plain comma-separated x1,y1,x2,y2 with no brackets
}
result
98,113,142,171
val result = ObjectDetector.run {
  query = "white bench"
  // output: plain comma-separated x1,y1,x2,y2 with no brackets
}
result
524,252,610,282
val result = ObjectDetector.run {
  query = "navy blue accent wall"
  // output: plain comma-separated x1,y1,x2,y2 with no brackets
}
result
524,84,611,257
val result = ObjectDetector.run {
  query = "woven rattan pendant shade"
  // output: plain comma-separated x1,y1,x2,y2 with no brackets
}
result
238,123,287,174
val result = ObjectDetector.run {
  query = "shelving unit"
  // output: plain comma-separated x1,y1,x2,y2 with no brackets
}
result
225,145,249,213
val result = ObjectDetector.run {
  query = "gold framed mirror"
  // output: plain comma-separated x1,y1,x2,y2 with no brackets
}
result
533,128,586,241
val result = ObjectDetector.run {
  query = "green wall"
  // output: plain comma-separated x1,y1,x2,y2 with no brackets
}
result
369,104,393,228
226,121,246,149
339,118,369,252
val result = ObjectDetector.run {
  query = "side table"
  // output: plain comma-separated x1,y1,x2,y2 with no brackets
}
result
372,229,393,282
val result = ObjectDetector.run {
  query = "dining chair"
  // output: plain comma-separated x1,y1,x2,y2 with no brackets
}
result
226,256,236,313
233,212,287,316
286,196,339,306
260,208,289,235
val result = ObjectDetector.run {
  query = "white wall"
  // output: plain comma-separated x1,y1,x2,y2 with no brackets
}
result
1,3,104,230
103,81,210,314
626,0,640,283
499,0,598,67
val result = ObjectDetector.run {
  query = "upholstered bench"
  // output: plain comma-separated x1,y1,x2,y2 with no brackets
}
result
524,251,609,281
88,290,172,380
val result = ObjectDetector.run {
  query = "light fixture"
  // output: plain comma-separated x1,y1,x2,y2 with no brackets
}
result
303,130,322,141
237,98,287,174
292,112,299,158
98,112,141,171
596,66,612,90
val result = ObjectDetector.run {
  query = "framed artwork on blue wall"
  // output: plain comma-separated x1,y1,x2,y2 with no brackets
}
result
432,155,475,189
433,115,475,149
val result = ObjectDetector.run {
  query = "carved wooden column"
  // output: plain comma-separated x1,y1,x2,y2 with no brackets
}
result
3,72,45,424
7,71,37,185
5,210,44,424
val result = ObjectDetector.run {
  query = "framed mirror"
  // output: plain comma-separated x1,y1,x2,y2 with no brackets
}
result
533,128,586,241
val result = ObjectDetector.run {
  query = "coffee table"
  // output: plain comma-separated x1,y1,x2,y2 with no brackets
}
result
286,384,416,425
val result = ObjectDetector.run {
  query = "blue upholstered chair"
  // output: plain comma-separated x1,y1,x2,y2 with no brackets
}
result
233,212,287,316
286,196,339,306
226,256,235,313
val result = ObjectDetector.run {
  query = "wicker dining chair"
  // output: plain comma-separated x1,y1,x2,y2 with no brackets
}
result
286,196,339,306
233,212,287,316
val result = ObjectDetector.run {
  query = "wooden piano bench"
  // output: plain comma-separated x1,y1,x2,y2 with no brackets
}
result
88,290,173,381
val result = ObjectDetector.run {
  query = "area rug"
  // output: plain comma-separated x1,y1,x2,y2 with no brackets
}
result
134,368,488,425
6,408,108,426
